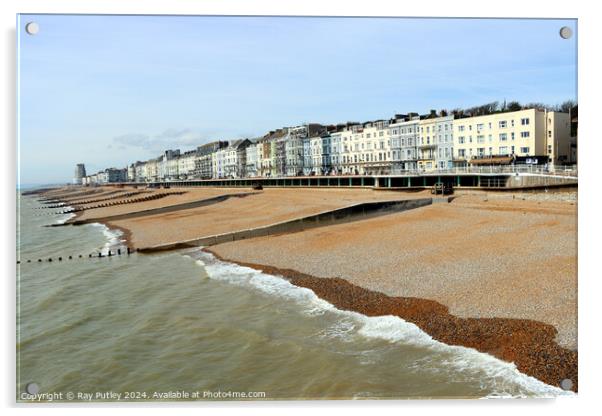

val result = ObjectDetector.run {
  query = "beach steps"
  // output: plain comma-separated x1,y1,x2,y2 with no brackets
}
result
138,196,447,252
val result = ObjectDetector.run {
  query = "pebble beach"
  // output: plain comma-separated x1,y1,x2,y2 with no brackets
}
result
37,185,578,391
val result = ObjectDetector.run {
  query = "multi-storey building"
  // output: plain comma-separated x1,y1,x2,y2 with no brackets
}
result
452,108,572,166
361,119,393,175
275,131,289,177
284,124,325,176
546,111,574,164
339,123,361,175
223,139,252,178
302,136,312,175
258,129,286,177
176,150,197,179
310,134,322,174
286,126,305,176
158,149,180,180
146,158,159,182
245,142,259,178
166,156,180,180
418,114,454,171
340,120,392,175
330,130,342,174
127,163,136,182
134,161,147,182
213,147,227,179
93,167,127,184
389,114,420,172
73,164,86,184
195,141,227,179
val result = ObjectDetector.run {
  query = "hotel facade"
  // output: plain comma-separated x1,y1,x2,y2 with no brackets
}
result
81,107,577,184
452,108,572,166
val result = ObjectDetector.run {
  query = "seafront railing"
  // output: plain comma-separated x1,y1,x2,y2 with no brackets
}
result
87,164,578,186
387,164,577,177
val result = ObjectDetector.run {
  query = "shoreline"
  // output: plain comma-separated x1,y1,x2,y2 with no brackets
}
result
202,247,577,392
27,188,578,393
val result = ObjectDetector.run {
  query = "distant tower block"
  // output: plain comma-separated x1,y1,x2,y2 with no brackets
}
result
73,163,86,184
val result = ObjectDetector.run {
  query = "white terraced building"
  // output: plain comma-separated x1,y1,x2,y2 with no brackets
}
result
245,142,259,178
390,114,421,172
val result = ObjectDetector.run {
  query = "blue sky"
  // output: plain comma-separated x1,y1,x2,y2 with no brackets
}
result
17,15,577,184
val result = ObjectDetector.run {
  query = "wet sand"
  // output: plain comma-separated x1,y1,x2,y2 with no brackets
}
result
205,249,577,391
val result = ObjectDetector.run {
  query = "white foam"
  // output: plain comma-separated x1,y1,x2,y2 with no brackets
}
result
193,250,574,398
54,206,75,224
88,222,125,250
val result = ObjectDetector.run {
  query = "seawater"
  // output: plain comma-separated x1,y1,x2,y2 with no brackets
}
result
16,192,570,401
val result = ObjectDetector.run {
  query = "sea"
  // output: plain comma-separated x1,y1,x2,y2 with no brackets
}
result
16,190,571,401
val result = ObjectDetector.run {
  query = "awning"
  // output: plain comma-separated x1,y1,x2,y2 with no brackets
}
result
469,156,513,165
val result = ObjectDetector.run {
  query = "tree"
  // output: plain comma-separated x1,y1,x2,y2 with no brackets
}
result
451,108,464,118
557,100,576,113
523,102,550,111
506,101,522,111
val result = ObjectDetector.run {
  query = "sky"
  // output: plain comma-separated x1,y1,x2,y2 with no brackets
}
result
17,15,577,184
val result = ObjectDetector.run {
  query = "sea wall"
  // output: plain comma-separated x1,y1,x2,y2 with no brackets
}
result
139,197,440,252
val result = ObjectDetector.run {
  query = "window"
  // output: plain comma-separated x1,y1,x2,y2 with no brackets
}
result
521,131,530,138
458,149,466,157
458,125,465,132
548,145,552,154
499,146,508,154
499,133,507,141
521,118,530,125
511,120,515,127
458,136,465,144
511,132,515,140
499,120,507,128
477,148,485,156
476,123,484,131
548,131,552,138
477,135,485,144
521,147,530,154
488,134,493,142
